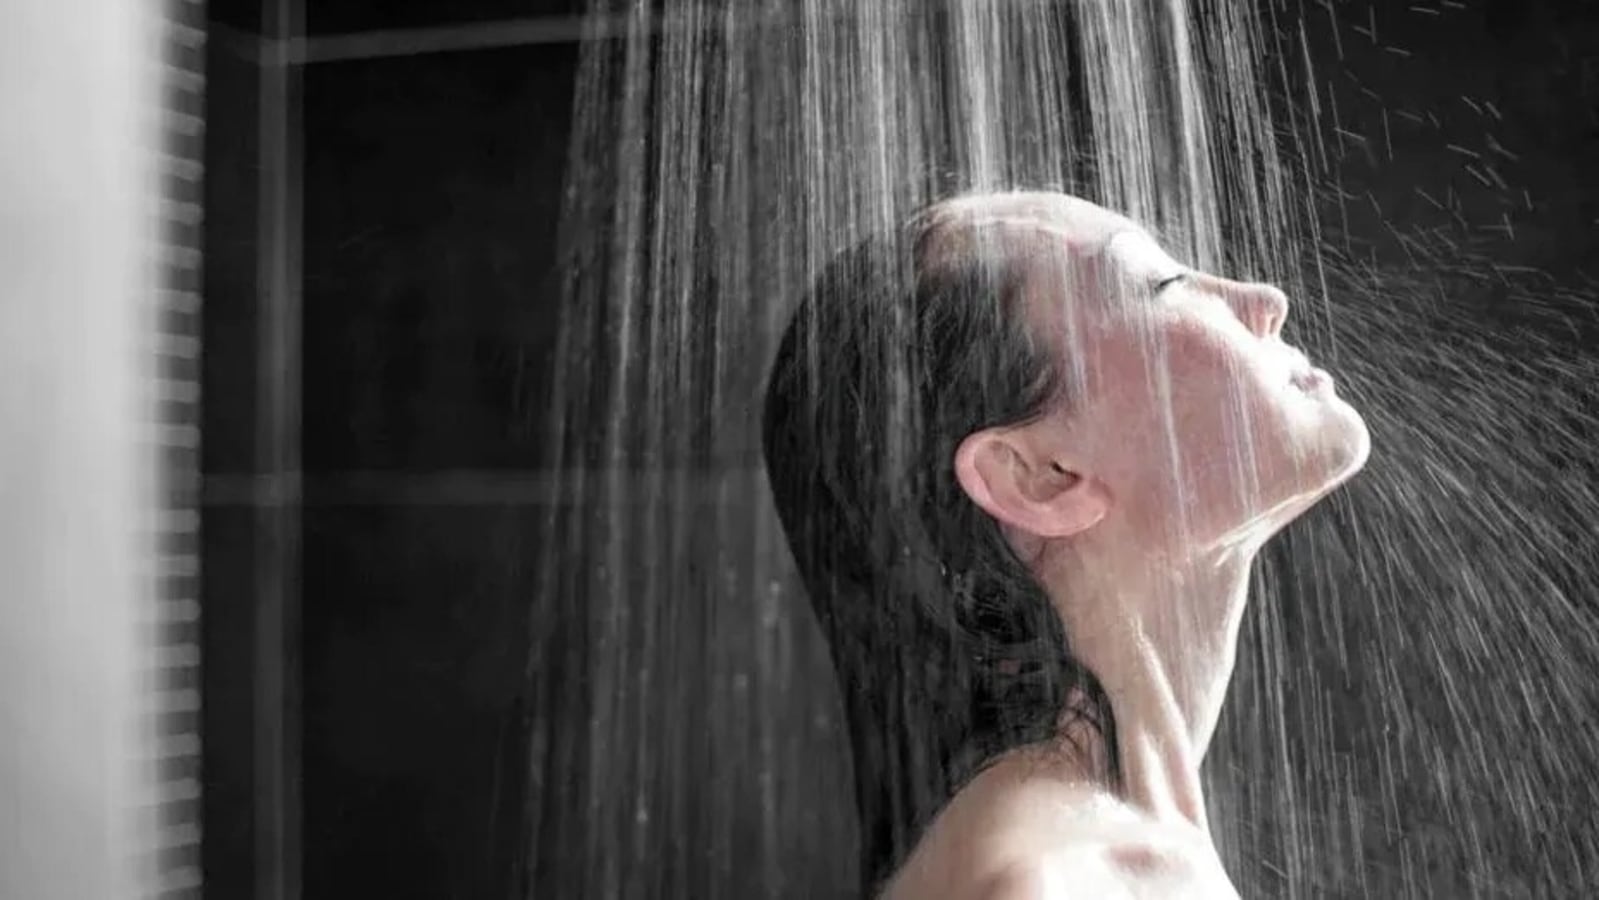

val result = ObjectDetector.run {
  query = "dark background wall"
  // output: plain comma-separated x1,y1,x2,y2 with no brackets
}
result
203,3,586,898
200,1,1599,898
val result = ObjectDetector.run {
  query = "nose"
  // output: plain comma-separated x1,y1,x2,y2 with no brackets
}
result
1222,280,1289,338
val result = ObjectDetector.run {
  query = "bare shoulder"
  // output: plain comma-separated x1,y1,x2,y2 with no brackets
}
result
971,862,1053,900
973,842,1238,900
883,767,1237,900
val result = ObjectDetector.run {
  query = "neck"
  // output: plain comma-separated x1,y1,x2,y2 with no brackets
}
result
1038,538,1257,836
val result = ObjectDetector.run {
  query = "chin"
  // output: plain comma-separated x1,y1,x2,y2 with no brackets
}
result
1332,395,1372,465
1305,398,1372,493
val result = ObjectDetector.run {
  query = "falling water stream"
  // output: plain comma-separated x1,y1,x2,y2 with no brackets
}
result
531,1,1599,896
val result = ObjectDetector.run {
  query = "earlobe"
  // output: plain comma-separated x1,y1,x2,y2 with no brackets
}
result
954,430,1109,539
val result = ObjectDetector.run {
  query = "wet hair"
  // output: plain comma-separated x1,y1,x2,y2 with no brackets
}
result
761,200,1123,896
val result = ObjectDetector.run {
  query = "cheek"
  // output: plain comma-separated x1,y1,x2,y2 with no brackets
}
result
1155,328,1258,433
1085,326,1235,440
1085,323,1285,474
1154,329,1299,491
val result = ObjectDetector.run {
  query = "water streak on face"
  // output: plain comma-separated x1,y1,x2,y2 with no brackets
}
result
1008,195,1371,556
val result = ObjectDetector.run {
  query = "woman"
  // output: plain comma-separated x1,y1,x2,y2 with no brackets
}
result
761,192,1369,898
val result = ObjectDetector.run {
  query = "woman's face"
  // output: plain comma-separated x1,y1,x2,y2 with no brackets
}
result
1004,194,1371,551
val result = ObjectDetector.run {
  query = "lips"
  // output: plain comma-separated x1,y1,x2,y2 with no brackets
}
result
1283,348,1329,392
1292,367,1332,392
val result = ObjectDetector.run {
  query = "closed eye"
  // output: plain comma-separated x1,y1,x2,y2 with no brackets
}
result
1152,273,1190,295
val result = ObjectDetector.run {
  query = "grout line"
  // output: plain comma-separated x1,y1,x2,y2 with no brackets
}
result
254,0,305,896
288,16,602,63
204,17,600,67
236,7,838,66
202,469,769,507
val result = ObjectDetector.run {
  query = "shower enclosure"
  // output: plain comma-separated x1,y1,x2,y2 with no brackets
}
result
189,1,1599,898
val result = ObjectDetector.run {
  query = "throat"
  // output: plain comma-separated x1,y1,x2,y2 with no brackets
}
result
1040,546,1259,835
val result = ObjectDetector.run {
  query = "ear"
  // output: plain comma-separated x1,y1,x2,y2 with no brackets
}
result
953,428,1109,539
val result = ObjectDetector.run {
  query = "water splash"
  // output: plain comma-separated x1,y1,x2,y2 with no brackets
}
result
529,0,1599,896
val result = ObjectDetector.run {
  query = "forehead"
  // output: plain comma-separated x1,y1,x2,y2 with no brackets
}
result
1003,209,1191,345
931,193,1181,288
935,191,1138,249
923,192,1183,322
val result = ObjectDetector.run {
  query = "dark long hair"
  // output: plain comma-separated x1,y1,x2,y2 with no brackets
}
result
761,201,1124,895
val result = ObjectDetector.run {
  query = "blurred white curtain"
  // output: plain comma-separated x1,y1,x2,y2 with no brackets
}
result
0,2,160,898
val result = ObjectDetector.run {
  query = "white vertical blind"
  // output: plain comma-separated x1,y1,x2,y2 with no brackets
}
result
152,1,207,898
0,2,174,898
